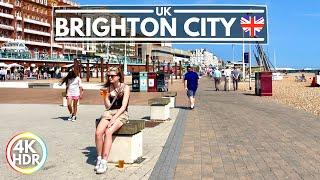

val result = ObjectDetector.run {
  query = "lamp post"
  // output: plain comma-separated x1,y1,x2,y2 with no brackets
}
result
50,1,57,59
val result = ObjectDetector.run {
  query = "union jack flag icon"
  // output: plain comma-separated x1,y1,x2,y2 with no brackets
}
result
240,16,265,37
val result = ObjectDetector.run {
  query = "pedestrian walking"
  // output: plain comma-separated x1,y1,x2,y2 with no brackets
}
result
224,67,232,91
60,70,83,122
232,68,240,91
212,68,222,91
184,66,199,109
95,66,130,174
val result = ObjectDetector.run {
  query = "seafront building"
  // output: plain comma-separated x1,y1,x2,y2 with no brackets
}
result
0,0,191,79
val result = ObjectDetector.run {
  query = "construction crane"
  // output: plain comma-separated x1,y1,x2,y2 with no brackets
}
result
253,43,274,72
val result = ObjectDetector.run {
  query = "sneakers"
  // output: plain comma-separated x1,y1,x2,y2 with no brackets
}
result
71,116,77,122
67,114,73,121
94,156,101,171
96,159,108,174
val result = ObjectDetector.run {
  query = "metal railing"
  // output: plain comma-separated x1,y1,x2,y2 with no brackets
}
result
0,51,146,65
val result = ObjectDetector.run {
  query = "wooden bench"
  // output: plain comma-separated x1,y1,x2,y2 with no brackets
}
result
96,119,145,164
162,91,177,108
148,98,170,120
28,83,52,88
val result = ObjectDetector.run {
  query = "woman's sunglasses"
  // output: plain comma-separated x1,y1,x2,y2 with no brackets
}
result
108,74,118,78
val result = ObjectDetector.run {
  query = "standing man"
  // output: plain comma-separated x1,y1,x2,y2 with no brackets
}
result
212,68,222,91
184,66,199,109
224,66,232,91
232,68,240,91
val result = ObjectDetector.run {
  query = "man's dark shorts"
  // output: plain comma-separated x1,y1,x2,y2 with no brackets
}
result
187,89,197,97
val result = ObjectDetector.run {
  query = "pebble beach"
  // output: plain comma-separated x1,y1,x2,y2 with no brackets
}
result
239,73,320,116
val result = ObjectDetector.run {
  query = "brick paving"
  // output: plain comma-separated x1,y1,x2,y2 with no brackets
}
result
174,77,320,179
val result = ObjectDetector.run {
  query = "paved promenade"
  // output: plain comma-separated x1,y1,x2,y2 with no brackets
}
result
0,104,180,179
2,77,320,179
174,78,320,179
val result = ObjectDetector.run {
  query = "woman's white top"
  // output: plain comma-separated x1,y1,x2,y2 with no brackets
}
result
67,77,82,96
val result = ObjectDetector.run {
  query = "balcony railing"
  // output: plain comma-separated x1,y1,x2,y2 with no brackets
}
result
0,51,73,61
0,51,146,65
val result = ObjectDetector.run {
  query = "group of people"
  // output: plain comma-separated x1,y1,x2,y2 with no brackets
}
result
61,67,130,174
211,67,241,91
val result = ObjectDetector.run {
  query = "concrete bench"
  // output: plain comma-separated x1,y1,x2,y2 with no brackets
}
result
148,98,170,120
95,119,145,164
28,83,52,89
162,91,177,108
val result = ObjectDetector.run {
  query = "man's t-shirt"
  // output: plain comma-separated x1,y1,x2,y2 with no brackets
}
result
184,71,199,91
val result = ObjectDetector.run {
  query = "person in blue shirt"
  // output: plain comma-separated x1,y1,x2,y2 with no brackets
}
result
212,68,222,91
184,66,199,109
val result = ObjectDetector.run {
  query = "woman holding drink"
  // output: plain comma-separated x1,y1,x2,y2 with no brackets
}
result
94,67,130,174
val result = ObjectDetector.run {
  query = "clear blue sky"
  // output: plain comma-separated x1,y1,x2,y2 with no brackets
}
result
77,0,320,68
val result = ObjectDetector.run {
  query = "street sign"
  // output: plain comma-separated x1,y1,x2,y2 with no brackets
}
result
244,52,249,64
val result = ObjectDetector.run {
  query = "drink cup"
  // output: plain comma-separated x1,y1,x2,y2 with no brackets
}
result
118,160,124,168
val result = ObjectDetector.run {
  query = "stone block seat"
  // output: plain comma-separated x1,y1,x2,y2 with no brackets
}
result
162,91,177,108
148,98,171,120
96,119,145,164
28,83,52,88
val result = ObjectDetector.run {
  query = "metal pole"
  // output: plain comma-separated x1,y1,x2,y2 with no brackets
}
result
50,5,54,58
124,42,127,75
242,31,246,81
249,44,252,90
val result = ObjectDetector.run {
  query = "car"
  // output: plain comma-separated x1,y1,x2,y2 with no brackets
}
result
0,41,29,53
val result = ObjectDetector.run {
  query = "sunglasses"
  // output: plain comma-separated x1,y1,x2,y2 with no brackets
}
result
108,74,118,78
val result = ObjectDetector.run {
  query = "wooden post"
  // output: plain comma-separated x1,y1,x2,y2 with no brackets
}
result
175,62,177,79
96,62,98,78
100,57,104,83
86,59,90,82
78,59,82,78
146,55,149,72
179,61,182,79
73,58,79,76
152,59,155,72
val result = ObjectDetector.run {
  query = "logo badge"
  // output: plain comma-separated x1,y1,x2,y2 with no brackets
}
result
6,132,48,174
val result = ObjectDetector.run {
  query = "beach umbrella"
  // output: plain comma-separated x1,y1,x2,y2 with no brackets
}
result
8,63,23,68
0,62,8,68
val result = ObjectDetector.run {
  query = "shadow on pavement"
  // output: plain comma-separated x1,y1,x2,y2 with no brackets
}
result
175,106,191,110
82,146,97,166
52,116,70,121
242,93,256,96
142,116,150,120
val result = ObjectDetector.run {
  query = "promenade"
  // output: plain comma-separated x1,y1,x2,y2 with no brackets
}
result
174,78,320,179
1,77,320,179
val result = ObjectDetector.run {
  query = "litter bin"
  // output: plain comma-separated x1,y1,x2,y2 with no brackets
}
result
131,72,140,92
139,72,148,92
147,72,157,92
255,72,272,96
157,73,168,92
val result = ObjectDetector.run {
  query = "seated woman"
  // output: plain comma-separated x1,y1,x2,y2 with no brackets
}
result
95,66,130,174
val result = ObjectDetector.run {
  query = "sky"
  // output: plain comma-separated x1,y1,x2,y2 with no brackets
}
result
76,0,320,68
